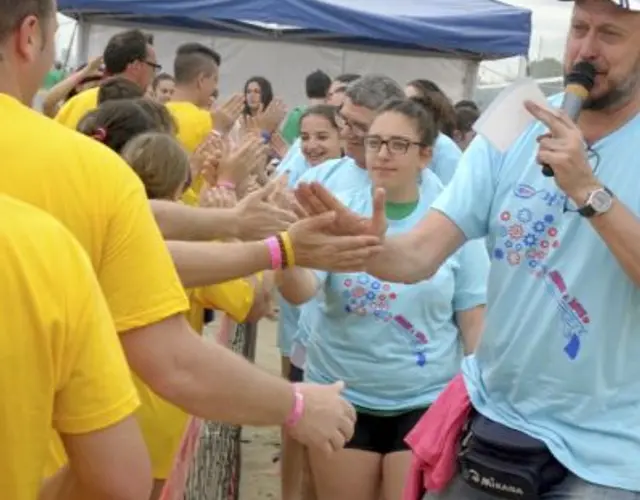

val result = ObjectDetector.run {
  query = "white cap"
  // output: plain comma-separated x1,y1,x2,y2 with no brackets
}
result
559,0,640,11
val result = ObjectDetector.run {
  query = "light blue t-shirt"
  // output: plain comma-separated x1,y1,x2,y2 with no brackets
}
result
431,133,462,186
297,156,368,193
275,138,307,185
296,136,462,192
304,174,489,410
293,157,447,359
432,93,640,490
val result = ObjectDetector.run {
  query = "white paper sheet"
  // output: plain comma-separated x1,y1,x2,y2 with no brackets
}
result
473,78,548,152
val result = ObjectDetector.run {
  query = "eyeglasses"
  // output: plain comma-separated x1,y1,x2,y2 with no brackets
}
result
335,109,369,136
144,60,162,73
364,136,424,155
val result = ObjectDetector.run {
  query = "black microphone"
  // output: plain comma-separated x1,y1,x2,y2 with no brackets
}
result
541,61,596,177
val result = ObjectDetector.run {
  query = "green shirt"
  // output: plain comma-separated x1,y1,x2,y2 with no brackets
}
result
281,106,306,145
42,69,66,90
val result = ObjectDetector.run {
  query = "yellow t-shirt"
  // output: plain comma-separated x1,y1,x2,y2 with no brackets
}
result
54,86,99,129
187,280,255,333
133,279,255,480
0,94,190,477
0,195,139,500
166,101,214,205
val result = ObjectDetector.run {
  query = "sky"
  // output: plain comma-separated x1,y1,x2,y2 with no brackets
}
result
481,0,574,82
55,0,575,84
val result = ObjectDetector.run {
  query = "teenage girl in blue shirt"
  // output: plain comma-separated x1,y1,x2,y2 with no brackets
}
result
278,98,489,500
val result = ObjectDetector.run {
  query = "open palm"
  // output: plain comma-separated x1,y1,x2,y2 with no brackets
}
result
294,182,387,238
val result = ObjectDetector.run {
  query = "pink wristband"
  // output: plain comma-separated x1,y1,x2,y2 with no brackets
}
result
285,383,304,428
265,236,283,270
217,181,236,190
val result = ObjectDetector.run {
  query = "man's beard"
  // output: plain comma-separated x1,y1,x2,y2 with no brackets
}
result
569,58,640,111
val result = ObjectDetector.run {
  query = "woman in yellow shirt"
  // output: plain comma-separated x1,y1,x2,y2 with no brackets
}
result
119,129,270,498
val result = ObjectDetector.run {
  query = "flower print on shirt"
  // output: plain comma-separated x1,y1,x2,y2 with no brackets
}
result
342,275,429,366
493,183,590,360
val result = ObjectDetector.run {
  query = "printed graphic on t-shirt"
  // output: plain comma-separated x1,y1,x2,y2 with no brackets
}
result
341,274,428,366
492,183,591,360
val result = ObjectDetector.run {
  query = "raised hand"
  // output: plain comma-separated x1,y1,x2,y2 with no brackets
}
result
217,135,269,187
287,211,383,272
213,93,245,135
270,132,289,160
85,55,104,75
199,185,237,209
255,98,288,134
295,182,387,238
287,381,356,455
192,132,224,185
232,182,298,240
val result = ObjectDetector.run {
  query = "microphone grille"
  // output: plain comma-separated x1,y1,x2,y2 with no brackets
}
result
566,61,597,90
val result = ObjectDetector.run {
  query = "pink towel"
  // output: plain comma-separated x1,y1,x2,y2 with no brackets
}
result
403,374,472,500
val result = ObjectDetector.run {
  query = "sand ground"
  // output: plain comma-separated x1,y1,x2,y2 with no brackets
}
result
239,319,282,499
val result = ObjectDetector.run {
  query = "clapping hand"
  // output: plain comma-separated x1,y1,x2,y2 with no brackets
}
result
255,98,288,134
84,56,104,76
286,210,383,272
295,182,387,238
213,93,245,135
192,132,224,185
217,135,269,188
199,185,237,209
270,132,289,160
232,182,298,240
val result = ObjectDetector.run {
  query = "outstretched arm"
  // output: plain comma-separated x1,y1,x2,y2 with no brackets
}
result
365,210,466,284
294,182,466,284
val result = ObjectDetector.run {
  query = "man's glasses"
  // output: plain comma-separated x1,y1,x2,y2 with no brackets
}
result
364,136,424,155
144,60,162,73
335,110,369,136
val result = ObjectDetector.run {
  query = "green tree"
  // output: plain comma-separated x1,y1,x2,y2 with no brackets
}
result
529,58,563,79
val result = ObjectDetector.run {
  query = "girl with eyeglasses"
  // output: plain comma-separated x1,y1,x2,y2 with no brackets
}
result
276,98,489,500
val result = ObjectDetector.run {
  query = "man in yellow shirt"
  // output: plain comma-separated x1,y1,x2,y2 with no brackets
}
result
167,43,218,152
166,42,223,204
2,0,370,489
0,195,152,500
55,28,159,128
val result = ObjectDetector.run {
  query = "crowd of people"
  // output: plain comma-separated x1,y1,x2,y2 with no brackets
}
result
2,0,640,500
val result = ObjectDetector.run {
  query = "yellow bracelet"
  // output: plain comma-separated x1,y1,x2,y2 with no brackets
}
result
279,231,296,268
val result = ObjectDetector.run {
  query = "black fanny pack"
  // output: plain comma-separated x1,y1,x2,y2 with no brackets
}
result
458,413,567,500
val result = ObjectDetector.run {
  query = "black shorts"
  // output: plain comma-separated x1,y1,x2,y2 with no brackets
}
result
288,365,305,383
345,407,428,455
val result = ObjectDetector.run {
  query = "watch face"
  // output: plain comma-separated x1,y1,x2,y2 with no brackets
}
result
591,190,613,213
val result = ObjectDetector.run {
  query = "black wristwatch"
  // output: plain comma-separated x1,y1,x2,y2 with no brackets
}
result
577,186,614,218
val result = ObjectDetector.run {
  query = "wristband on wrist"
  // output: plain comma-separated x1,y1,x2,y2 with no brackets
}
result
279,231,296,268
265,236,284,270
285,383,304,428
217,181,236,190
275,233,287,269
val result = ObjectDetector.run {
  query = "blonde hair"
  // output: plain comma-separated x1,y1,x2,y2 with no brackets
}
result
121,132,190,200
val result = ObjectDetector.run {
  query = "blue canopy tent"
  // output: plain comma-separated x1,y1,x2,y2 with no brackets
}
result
56,0,532,104
58,0,531,59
